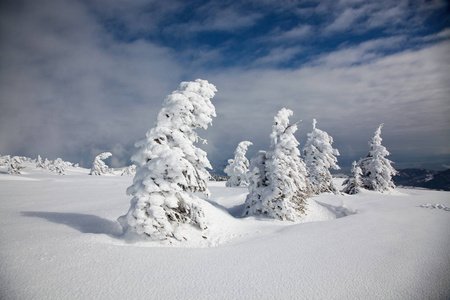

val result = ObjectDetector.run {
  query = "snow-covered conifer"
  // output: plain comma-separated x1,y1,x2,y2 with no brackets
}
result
36,155,44,169
342,161,363,194
118,79,217,241
89,152,112,175
359,124,397,192
243,150,268,216
121,165,136,176
50,158,67,175
243,108,310,221
0,155,11,166
8,156,24,174
224,141,253,187
303,119,340,194
43,158,51,169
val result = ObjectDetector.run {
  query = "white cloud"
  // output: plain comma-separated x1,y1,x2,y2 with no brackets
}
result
203,40,450,164
252,46,303,67
0,0,184,163
311,36,407,67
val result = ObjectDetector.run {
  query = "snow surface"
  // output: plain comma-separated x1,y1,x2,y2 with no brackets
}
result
1,163,449,299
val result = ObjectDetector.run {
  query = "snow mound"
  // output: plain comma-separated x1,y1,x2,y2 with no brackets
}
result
116,182,345,248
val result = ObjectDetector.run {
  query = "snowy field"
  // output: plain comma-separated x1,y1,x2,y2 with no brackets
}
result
1,163,449,299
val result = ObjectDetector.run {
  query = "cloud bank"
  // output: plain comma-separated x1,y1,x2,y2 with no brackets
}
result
0,0,449,171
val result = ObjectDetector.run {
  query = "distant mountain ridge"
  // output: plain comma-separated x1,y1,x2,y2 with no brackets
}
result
393,169,450,191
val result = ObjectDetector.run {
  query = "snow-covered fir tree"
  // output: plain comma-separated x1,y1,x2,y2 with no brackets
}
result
118,79,217,241
243,150,268,217
224,141,253,187
8,156,24,174
36,155,44,169
243,108,311,221
342,161,363,194
121,165,136,176
303,119,340,194
359,124,397,192
0,155,11,166
90,152,112,175
50,158,68,175
43,158,51,170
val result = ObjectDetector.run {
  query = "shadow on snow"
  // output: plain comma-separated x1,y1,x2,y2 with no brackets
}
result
315,201,357,218
21,211,123,237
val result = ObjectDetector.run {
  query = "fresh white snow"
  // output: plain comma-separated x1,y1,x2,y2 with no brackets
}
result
1,163,449,299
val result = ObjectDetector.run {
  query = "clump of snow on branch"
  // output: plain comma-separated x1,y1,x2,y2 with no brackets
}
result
89,152,112,175
359,124,397,192
224,141,252,187
342,161,363,194
243,108,311,221
303,119,340,194
118,79,217,242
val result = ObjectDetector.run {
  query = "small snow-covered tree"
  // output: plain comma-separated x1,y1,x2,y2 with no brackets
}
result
243,108,310,221
303,119,340,194
359,124,397,192
90,152,112,175
50,158,67,175
118,79,217,241
121,165,136,176
224,141,253,187
0,155,11,166
8,156,24,174
43,158,51,169
342,161,363,194
36,155,44,168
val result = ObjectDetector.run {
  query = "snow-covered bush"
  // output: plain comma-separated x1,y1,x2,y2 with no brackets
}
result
8,156,24,174
342,161,363,194
243,108,311,221
224,141,252,187
121,165,136,176
118,79,217,241
50,158,68,175
303,119,340,194
89,152,112,175
359,124,397,192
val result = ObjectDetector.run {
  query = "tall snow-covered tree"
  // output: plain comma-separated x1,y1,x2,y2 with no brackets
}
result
303,119,340,194
342,161,363,194
224,141,253,187
359,124,397,192
90,152,112,175
243,108,310,221
118,79,217,241
242,150,268,216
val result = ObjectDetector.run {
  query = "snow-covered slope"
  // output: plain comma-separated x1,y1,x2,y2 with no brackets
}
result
1,163,449,299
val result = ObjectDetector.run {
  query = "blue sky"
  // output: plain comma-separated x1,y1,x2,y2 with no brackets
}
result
0,0,449,172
